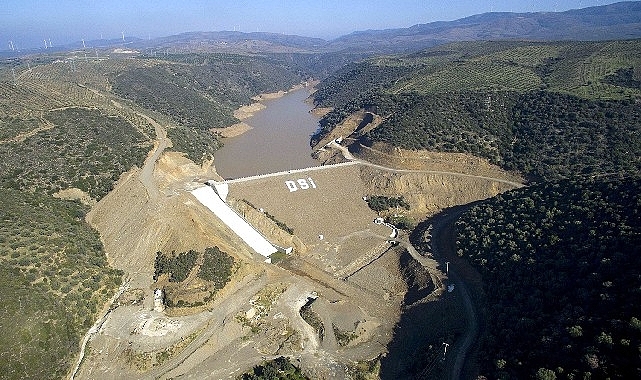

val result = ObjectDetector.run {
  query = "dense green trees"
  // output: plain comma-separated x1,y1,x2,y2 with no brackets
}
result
198,247,234,288
456,176,641,379
154,247,235,308
154,250,198,282
366,195,410,213
240,356,309,380
506,92,641,180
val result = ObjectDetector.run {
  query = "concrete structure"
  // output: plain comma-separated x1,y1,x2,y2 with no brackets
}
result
206,181,229,201
191,186,278,257
153,289,165,312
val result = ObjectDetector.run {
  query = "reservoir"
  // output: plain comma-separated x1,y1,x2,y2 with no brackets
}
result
213,87,321,179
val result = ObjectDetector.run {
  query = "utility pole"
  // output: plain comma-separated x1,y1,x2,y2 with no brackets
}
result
442,342,449,359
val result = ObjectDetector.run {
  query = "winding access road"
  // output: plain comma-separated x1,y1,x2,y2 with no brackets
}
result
423,206,479,380
328,139,518,379
330,138,494,378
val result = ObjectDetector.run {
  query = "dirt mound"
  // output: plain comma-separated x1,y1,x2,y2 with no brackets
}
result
355,141,522,182
360,165,516,218
86,151,258,310
313,111,383,150
400,250,435,305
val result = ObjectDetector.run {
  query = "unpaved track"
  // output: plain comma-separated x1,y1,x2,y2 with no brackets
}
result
422,205,480,380
0,118,54,144
75,107,515,379
329,140,524,188
143,274,269,380
137,112,170,201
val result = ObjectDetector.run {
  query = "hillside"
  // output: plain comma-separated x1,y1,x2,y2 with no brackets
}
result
328,1,641,53
312,40,641,181
455,176,641,379
0,50,308,379
2,3,641,378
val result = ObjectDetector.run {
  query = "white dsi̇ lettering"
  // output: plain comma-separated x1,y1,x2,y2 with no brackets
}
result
285,177,318,192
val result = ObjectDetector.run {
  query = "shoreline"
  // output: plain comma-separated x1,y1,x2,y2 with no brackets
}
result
213,80,318,139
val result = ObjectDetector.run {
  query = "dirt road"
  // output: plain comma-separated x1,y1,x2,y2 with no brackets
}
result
415,205,481,380
137,112,170,201
329,140,524,188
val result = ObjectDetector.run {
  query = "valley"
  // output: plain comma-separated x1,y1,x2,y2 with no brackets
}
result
1,2,641,379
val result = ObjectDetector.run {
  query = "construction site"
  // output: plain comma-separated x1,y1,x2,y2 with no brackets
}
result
69,122,520,379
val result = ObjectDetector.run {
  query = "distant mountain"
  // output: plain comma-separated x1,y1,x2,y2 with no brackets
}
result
130,31,327,54
127,2,641,56
5,2,640,58
328,1,641,53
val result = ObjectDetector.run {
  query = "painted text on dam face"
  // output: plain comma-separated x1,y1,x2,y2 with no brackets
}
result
285,177,317,192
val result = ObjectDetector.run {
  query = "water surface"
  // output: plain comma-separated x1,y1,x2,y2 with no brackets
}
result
214,88,320,179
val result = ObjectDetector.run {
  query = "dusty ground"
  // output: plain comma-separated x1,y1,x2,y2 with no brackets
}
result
74,126,405,379
74,99,523,379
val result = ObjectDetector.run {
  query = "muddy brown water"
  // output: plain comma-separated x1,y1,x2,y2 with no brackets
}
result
213,88,321,179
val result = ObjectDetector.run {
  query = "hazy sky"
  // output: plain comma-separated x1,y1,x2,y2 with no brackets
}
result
1,0,621,50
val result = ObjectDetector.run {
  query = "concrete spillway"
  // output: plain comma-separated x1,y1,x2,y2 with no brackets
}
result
191,186,277,257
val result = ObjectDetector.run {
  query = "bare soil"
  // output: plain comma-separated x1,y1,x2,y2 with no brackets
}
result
74,100,523,379
214,122,253,138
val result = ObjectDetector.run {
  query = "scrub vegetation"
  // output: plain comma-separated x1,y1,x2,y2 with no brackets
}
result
0,188,123,379
153,247,235,308
239,356,309,380
313,38,641,377
2,17,641,380
313,40,641,181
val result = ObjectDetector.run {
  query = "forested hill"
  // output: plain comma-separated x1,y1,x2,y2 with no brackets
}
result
312,39,641,181
456,176,641,379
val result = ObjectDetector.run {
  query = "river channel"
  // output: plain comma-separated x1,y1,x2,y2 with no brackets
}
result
213,87,321,179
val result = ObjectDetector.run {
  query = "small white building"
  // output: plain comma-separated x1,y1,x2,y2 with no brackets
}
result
153,288,165,312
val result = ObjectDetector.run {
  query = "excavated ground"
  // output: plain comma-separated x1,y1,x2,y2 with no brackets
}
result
75,107,522,379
